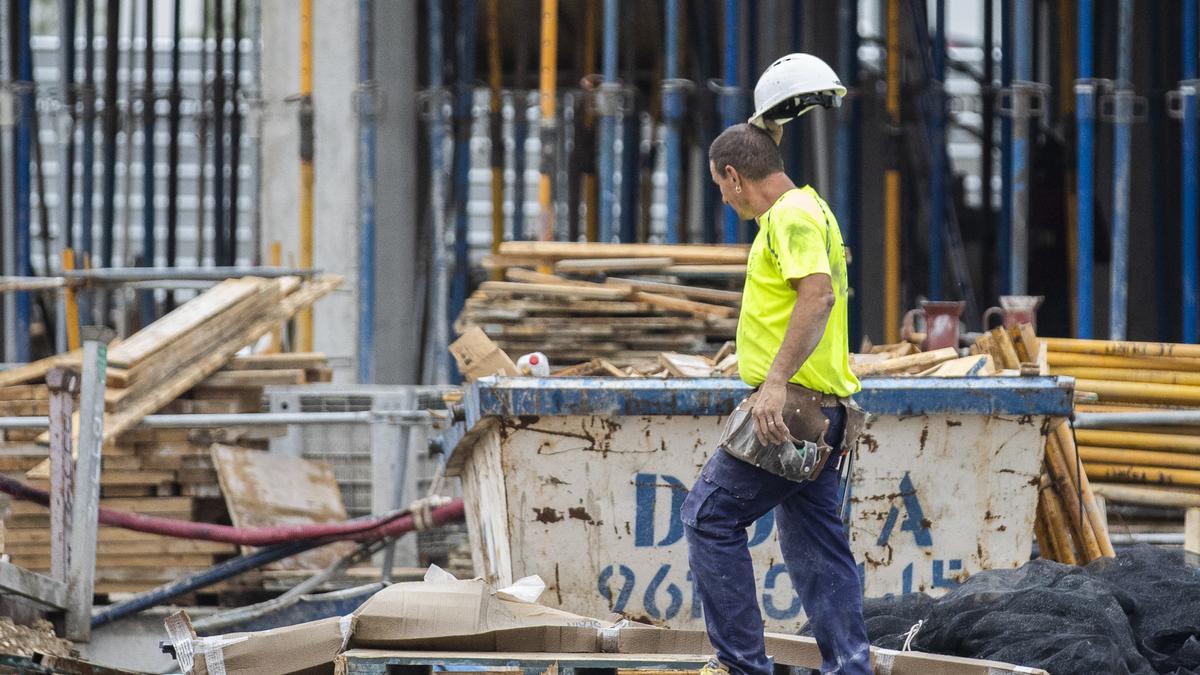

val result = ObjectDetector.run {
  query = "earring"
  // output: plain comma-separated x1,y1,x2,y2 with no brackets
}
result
735,185,742,194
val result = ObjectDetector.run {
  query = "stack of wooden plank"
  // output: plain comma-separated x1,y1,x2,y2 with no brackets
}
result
0,275,342,594
459,242,747,366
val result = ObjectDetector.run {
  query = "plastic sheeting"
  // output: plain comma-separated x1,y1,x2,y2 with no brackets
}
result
803,546,1200,674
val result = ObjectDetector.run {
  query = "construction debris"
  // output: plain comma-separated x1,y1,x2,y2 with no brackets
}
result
458,243,743,366
164,566,1050,675
0,275,342,593
212,444,355,571
0,618,71,658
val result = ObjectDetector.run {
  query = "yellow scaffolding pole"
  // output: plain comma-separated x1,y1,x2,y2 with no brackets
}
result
1084,462,1200,488
884,0,901,343
538,0,558,241
298,0,314,351
1046,337,1200,359
62,249,80,351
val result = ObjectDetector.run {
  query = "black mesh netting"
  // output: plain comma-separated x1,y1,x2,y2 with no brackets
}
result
801,546,1200,674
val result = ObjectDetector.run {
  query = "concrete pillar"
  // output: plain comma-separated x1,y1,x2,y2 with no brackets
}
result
260,0,358,380
373,0,422,384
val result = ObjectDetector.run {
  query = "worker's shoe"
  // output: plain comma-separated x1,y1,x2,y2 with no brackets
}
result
698,657,730,675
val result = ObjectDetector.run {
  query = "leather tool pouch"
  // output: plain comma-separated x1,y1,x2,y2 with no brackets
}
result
717,383,841,483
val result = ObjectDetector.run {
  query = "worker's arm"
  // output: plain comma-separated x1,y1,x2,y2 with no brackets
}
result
752,273,836,445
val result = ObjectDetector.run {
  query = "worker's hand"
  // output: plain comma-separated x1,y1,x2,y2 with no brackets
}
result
752,381,791,446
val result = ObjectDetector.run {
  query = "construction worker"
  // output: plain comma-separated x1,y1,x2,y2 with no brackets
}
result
683,55,873,675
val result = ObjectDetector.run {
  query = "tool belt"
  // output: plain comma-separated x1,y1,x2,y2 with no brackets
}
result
717,382,869,483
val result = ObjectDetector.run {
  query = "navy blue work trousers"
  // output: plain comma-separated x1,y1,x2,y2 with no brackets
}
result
681,405,872,675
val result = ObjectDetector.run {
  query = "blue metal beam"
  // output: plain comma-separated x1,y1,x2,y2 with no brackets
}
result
721,0,740,243
448,0,477,352
597,0,619,242
1008,0,1032,295
1182,0,1199,342
357,0,376,383
999,0,1012,297
14,0,33,362
140,0,157,325
464,377,1075,423
1075,0,1095,338
834,0,860,343
663,0,683,244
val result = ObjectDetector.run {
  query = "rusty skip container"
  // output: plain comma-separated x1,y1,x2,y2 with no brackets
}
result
444,376,1073,632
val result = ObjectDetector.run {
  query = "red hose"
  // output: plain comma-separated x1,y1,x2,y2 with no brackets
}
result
0,473,464,545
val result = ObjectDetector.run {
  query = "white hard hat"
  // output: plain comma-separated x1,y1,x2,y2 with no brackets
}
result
748,53,846,128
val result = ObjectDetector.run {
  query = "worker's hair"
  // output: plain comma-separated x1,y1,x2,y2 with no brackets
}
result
709,124,784,181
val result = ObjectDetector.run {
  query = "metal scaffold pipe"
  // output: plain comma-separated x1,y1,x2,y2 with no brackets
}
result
14,0,33,362
1075,0,1095,338
1,0,16,362
929,0,946,300
298,0,314,351
884,0,901,343
1181,0,1199,342
537,0,558,241
998,0,1012,297
194,0,210,267
165,0,182,311
721,0,740,243
227,0,243,266
1109,0,1133,340
213,0,227,264
981,0,995,303
834,0,860,342
1008,0,1033,295
101,0,118,270
58,0,78,254
596,0,617,243
449,0,477,348
581,0,598,242
140,0,157,326
423,0,450,385
663,0,684,244
486,0,503,272
357,0,376,383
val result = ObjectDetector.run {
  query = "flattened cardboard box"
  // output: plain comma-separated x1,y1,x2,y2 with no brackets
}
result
350,579,608,649
448,327,520,382
165,611,350,675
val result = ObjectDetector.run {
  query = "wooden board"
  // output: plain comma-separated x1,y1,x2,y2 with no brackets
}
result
479,280,633,301
0,351,81,388
211,444,355,570
498,240,749,264
658,353,715,378
198,368,307,388
608,277,742,305
851,348,958,376
105,278,262,368
554,257,675,273
104,280,285,402
0,385,48,401
635,292,737,318
225,352,327,371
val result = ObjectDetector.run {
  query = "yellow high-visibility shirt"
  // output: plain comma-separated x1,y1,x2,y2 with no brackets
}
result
735,185,861,396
